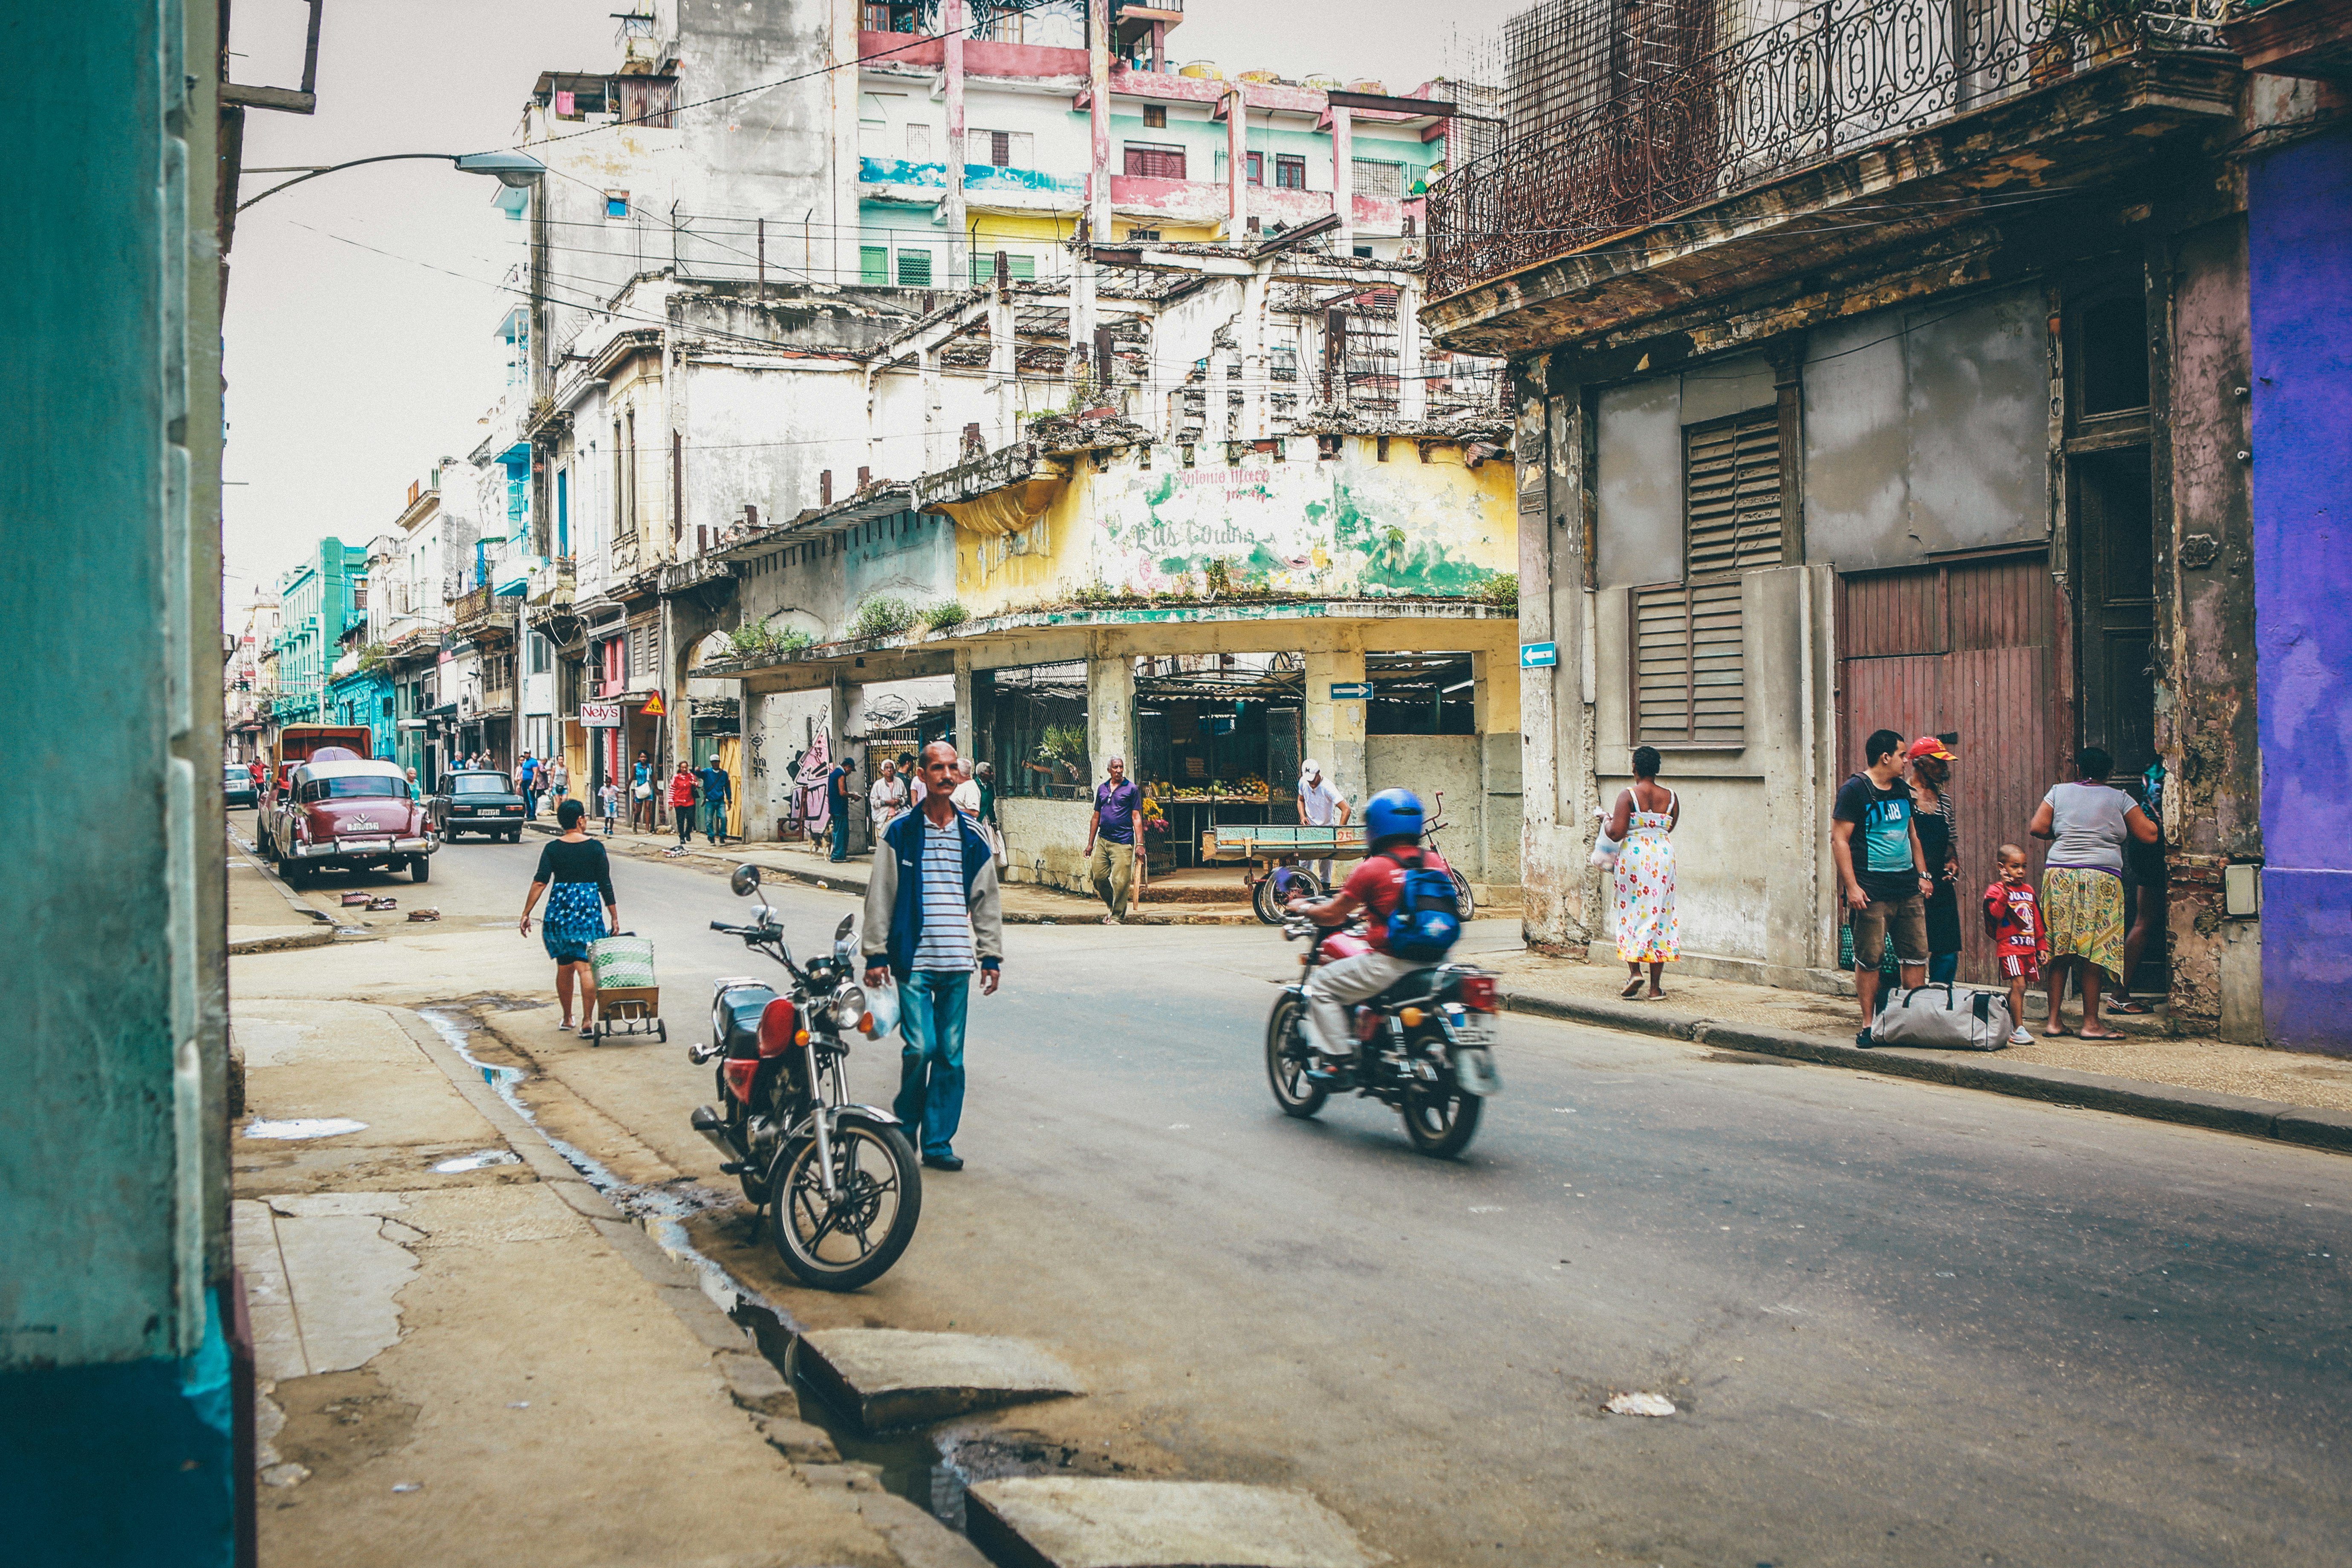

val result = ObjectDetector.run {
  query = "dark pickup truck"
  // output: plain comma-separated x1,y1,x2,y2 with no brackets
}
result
429,770,531,842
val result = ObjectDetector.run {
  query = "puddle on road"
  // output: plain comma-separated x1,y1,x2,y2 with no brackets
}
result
243,1118,368,1140
432,1148,523,1173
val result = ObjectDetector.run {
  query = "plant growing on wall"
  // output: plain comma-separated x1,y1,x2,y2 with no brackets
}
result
922,599,969,632
726,618,812,659
851,595,918,640
355,642,392,673
1202,557,1237,598
1481,572,1519,610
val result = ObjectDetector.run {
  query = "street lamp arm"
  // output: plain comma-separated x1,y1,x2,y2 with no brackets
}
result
236,153,464,213
235,150,544,213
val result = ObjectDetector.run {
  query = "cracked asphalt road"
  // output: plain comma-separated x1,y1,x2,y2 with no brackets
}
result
233,817,2352,1567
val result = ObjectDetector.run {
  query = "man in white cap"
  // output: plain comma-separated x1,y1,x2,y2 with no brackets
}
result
1297,760,1349,892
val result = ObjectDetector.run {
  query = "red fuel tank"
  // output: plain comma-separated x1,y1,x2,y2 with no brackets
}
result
1318,930,1372,962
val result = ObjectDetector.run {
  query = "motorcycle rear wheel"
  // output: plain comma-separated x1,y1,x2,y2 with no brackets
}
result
767,1116,923,1291
1400,1066,1481,1158
1265,995,1327,1118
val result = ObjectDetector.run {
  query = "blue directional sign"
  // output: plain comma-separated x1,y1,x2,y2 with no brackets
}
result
1329,681,1373,699
1520,641,1560,669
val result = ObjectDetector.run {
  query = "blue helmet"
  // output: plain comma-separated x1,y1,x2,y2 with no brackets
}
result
1362,788,1424,848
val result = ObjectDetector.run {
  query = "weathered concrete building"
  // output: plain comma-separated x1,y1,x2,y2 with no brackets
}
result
1427,0,2325,1042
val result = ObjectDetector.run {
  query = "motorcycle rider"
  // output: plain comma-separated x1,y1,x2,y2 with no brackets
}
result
1287,788,1456,1084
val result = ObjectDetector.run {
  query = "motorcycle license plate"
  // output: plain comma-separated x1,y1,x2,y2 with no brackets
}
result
1453,1047,1503,1096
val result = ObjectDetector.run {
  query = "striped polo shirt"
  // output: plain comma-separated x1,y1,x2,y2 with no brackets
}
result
910,816,975,972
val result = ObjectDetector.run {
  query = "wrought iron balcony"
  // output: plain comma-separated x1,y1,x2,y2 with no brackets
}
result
1425,0,2230,302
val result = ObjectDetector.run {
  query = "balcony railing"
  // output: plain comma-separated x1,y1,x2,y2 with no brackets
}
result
1426,0,2227,300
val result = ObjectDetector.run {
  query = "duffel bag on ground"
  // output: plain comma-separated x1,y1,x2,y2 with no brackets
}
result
1871,982,2011,1051
589,933,656,990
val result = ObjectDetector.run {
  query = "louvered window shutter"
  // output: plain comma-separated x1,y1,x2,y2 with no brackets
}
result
1630,408,1779,744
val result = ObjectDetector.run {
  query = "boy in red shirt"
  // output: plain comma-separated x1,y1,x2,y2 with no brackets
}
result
1984,844,2049,1047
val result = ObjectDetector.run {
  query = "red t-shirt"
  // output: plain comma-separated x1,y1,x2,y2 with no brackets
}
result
1340,846,1453,955
1982,879,2047,956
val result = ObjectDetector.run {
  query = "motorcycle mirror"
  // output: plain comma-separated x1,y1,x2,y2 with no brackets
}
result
834,913,855,944
730,863,762,898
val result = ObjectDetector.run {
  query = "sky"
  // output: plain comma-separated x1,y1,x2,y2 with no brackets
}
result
220,0,1519,620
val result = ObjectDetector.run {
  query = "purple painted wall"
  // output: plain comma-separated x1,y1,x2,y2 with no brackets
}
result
2250,126,2352,1054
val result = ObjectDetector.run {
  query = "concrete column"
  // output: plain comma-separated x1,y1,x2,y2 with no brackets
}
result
988,289,1017,446
1214,336,1237,442
953,646,975,759
944,0,967,289
1240,266,1270,439
922,345,943,468
1225,88,1248,241
828,0,862,285
1396,280,1426,421
1330,105,1354,254
1087,0,1112,240
1086,636,1135,781
1303,638,1367,808
831,676,867,851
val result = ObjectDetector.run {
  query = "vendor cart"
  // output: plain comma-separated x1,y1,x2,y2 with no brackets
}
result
1200,823,1370,924
586,933,666,1044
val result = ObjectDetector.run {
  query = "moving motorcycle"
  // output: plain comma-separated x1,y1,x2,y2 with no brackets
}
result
1264,870,1503,1158
691,864,922,1290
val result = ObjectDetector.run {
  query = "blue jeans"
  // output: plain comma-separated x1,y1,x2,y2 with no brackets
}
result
893,969,970,1158
704,800,727,841
829,810,848,861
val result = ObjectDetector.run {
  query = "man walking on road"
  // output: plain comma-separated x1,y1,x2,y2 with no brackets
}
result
1085,756,1143,922
518,751,540,820
697,756,732,845
863,741,1003,1172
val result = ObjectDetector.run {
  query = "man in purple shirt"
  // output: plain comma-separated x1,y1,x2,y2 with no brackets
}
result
1085,756,1143,924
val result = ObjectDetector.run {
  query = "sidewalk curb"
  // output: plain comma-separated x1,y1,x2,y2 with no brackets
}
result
383,1002,982,1568
227,927,336,956
1498,988,2352,1158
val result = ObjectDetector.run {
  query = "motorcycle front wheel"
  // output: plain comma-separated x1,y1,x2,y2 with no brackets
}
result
1400,1049,1481,1158
1265,995,1327,1118
767,1115,923,1291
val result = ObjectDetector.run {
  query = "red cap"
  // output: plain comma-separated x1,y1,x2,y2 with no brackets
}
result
1905,736,1956,762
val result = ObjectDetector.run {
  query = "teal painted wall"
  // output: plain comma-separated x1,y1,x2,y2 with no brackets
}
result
272,540,367,724
2,0,236,1561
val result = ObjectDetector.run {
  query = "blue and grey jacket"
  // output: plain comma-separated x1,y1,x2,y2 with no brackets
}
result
860,806,1004,981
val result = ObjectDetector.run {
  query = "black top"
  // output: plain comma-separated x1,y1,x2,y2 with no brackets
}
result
533,837,615,904
1832,771,1921,904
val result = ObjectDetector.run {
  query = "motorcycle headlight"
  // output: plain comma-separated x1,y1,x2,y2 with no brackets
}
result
831,981,868,1028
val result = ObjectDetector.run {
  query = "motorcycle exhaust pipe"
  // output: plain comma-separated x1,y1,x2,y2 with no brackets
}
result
688,1104,741,1162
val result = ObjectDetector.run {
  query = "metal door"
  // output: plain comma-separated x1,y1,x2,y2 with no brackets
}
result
1839,551,2057,983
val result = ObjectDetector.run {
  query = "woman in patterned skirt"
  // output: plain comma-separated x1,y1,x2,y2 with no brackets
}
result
519,799,620,1034
2029,745,2157,1040
1606,745,1681,1000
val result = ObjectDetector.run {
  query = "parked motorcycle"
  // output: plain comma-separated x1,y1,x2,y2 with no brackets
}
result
1264,871,1503,1157
691,864,922,1290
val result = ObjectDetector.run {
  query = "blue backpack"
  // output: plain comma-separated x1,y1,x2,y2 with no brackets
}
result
1382,851,1462,961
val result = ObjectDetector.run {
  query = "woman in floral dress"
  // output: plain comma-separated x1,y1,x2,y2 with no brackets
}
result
1606,745,1681,999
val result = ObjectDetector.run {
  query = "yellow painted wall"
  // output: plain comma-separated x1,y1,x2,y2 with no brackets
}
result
954,435,1517,619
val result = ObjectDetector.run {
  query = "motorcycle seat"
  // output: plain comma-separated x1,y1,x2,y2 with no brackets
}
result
1363,969,1440,1012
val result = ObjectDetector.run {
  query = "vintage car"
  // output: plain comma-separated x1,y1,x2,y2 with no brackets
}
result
222,762,258,810
428,770,530,842
262,757,435,884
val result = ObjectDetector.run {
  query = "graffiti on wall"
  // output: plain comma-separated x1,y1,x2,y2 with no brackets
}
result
1095,460,1508,599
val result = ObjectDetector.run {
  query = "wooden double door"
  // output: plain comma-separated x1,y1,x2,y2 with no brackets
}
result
1838,551,2057,985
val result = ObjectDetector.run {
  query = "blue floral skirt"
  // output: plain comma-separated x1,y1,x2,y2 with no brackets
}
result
542,881,607,964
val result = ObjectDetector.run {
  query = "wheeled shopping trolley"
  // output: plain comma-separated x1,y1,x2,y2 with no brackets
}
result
587,933,665,1043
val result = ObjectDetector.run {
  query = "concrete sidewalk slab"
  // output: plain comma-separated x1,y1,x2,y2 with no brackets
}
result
796,1329,1086,1430
963,1478,1380,1568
